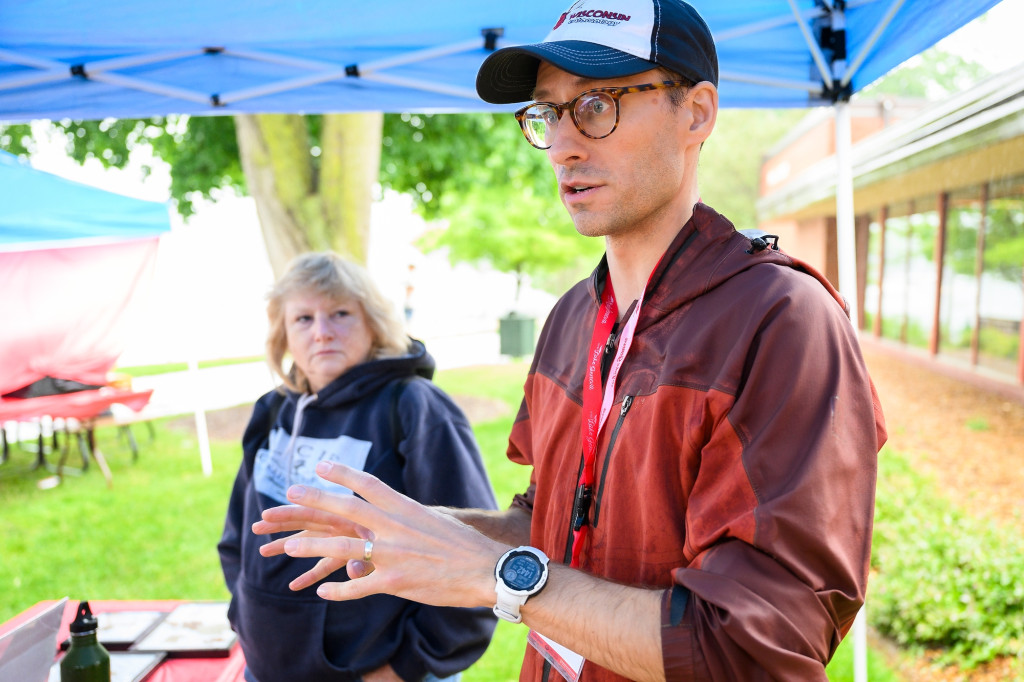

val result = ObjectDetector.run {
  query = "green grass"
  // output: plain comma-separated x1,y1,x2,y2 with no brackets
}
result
0,425,239,618
826,632,902,682
1,360,901,680
114,355,265,378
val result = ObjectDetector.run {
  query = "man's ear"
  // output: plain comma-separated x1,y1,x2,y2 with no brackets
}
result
687,82,718,144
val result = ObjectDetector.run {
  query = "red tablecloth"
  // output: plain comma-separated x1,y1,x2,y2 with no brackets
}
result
0,600,245,682
0,388,153,423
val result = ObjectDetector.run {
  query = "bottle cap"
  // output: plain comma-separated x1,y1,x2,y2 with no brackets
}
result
68,601,99,634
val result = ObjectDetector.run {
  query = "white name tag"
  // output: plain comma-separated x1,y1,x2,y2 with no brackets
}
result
254,427,371,504
528,630,585,682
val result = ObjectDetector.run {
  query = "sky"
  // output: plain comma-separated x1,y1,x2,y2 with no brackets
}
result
934,0,1024,73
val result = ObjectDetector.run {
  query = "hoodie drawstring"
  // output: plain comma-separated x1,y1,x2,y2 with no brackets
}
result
285,393,318,485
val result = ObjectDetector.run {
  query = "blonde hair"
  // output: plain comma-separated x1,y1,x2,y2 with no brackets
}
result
266,252,409,393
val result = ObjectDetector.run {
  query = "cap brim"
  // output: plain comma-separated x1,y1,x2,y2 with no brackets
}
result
476,41,656,104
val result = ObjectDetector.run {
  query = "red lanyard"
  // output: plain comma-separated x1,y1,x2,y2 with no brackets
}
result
571,273,644,567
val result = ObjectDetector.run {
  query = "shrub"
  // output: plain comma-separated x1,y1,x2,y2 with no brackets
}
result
870,450,1024,667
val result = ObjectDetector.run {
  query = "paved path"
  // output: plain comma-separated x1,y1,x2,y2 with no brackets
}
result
119,328,509,423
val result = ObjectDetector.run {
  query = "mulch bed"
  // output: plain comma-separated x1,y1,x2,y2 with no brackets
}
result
861,344,1024,681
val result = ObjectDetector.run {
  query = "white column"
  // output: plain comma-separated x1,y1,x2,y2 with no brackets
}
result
835,101,859,323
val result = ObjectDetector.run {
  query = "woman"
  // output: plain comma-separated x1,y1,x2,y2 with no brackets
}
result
218,252,498,682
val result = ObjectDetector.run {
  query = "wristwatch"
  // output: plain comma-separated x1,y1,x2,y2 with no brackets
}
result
493,546,550,623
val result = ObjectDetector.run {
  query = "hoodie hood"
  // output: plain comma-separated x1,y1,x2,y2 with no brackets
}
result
587,203,848,332
292,337,434,409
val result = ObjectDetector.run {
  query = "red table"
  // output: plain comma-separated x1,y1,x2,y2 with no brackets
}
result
0,388,153,483
0,600,246,682
0,388,153,423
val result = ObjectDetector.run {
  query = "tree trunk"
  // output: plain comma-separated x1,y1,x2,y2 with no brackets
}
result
233,112,383,278
234,113,315,278
320,113,383,263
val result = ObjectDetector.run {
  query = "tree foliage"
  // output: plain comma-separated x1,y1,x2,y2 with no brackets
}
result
700,108,806,229
54,116,245,218
380,112,605,294
859,49,989,100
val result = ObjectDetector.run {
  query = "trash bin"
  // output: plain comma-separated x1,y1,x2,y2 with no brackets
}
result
499,312,535,357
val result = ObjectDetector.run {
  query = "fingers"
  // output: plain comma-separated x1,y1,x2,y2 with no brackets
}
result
254,504,363,538
283,534,367,563
345,559,374,579
316,576,381,602
306,462,415,514
259,532,301,557
288,556,346,591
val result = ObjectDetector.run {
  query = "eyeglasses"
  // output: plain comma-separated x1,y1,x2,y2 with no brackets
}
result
514,80,689,150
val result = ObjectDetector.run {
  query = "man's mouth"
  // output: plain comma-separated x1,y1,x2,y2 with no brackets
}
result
562,181,597,195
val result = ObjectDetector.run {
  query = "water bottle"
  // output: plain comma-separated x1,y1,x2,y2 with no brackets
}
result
60,601,110,682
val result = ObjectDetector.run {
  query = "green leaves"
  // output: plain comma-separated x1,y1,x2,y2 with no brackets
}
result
871,451,1024,667
381,112,605,295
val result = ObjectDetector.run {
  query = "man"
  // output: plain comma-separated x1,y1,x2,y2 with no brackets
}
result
253,1,886,680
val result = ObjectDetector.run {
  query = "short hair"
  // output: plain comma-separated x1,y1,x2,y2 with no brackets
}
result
266,252,409,393
658,67,696,109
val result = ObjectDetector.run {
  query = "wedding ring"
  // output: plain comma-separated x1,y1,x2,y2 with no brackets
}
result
363,539,374,562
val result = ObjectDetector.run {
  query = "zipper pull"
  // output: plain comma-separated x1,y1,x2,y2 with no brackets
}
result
572,484,593,531
604,331,618,356
620,395,633,416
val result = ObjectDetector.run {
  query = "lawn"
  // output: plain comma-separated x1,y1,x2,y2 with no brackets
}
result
0,361,899,680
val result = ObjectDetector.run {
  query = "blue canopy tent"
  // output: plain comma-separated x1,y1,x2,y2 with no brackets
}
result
0,150,169,249
0,1,1004,675
0,1,1002,115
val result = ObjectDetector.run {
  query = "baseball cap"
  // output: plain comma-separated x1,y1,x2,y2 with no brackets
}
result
476,0,719,104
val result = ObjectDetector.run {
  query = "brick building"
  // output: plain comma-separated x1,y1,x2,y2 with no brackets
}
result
758,65,1024,400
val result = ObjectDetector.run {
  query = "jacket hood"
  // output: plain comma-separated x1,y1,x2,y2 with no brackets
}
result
287,337,435,409
588,203,848,331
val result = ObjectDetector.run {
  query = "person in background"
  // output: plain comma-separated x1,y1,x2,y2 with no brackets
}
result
218,251,497,682
403,263,416,327
252,1,886,680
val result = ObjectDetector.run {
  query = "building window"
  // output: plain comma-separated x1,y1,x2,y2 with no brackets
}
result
879,200,936,349
939,189,982,362
868,180,1024,383
978,179,1024,375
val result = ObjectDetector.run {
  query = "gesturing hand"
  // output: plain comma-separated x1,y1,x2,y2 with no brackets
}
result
255,460,507,609
253,505,375,589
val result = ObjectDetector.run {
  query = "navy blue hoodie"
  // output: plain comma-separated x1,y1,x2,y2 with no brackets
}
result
218,340,498,681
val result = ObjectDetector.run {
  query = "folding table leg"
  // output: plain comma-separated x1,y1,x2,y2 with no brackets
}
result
87,428,113,488
57,426,72,476
1,427,7,464
120,426,139,462
34,430,46,469
75,432,90,471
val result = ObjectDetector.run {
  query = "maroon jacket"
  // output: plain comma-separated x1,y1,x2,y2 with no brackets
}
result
508,204,886,681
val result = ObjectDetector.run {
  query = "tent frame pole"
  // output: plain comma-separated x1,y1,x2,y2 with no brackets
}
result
835,95,859,322
835,98,867,682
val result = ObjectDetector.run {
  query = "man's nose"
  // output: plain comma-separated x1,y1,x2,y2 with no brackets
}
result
546,116,589,165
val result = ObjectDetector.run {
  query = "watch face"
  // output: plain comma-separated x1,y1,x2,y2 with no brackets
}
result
502,554,543,590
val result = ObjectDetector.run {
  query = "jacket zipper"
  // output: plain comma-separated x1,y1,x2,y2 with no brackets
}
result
592,394,633,528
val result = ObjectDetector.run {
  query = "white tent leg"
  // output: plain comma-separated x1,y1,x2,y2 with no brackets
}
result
853,606,868,682
837,99,867,682
188,358,213,477
835,101,859,322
